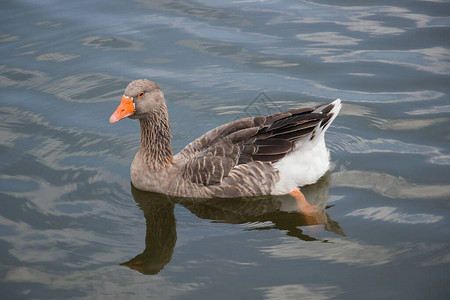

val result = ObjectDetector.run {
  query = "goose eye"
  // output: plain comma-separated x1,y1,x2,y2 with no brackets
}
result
138,92,144,98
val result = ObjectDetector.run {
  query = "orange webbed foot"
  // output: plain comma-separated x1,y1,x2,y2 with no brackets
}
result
290,188,324,225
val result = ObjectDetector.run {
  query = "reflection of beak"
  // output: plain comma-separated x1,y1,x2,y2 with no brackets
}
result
110,96,135,123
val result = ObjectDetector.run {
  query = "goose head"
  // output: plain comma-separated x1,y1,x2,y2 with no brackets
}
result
110,79,166,123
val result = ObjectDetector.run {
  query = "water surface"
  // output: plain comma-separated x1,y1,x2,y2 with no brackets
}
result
1,0,449,299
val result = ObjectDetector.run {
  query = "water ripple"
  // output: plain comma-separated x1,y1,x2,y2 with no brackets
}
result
323,47,450,75
35,52,80,62
0,65,128,103
329,134,442,156
261,237,449,267
331,170,450,199
346,206,443,224
80,36,143,51
256,284,342,300
270,2,446,35
296,32,361,46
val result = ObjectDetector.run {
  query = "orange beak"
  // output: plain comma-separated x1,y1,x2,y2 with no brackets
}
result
110,96,136,123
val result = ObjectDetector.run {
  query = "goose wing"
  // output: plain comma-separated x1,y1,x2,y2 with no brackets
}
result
176,102,336,187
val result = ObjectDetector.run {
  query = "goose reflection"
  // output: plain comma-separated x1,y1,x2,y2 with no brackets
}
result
120,190,177,275
121,172,344,274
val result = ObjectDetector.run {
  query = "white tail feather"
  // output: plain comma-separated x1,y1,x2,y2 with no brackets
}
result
322,98,342,133
272,99,342,195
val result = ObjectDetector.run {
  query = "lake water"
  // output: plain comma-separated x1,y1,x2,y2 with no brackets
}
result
1,0,449,299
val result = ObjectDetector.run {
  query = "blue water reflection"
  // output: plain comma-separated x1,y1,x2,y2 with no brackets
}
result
1,0,449,299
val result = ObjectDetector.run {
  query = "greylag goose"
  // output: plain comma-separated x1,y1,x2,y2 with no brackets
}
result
110,79,341,199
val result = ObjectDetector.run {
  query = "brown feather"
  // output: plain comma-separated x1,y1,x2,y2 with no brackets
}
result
227,127,260,143
237,153,253,164
272,119,321,135
267,113,324,132
270,126,315,141
177,99,338,187
288,107,315,115
263,111,291,125
251,153,287,162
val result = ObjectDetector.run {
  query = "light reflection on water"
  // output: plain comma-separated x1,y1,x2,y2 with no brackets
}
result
1,0,449,299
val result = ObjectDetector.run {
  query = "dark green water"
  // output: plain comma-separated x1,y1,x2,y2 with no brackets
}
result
1,0,449,299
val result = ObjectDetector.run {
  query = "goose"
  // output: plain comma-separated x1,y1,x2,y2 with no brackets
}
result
110,79,341,200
